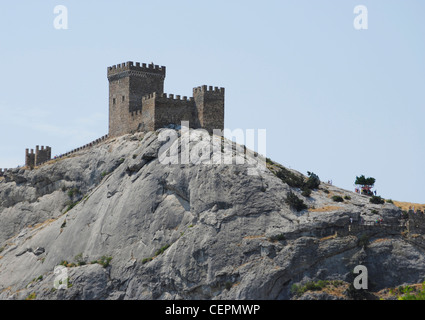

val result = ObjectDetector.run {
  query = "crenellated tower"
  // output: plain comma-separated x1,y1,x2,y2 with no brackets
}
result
107,61,166,137
107,61,225,138
193,85,225,134
25,145,51,168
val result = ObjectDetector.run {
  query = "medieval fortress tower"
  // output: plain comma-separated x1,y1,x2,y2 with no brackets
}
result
107,61,225,137
4,60,224,172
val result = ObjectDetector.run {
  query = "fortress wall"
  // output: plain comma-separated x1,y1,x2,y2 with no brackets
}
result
25,148,35,168
128,94,156,133
153,93,197,129
128,72,164,111
109,76,131,137
35,146,51,166
108,61,166,138
59,135,108,159
193,85,225,133
140,94,156,132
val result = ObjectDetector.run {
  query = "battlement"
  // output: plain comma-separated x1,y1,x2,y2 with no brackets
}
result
25,145,51,168
108,60,225,137
157,93,194,102
107,61,166,80
130,109,142,117
142,92,195,102
193,85,225,95
142,92,157,101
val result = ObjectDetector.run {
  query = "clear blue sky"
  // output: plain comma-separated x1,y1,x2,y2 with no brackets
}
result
0,1,424,203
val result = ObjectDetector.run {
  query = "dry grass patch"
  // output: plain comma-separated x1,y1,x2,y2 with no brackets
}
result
309,205,342,213
393,201,425,212
320,233,337,241
243,235,265,240
372,238,390,244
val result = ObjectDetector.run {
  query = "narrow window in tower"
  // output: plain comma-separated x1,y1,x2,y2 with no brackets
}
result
122,96,125,102
113,98,116,105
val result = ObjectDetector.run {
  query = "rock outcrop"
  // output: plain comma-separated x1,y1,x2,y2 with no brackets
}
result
0,128,424,300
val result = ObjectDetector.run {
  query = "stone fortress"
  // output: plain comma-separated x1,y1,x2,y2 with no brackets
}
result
25,146,52,169
107,61,225,137
0,60,225,175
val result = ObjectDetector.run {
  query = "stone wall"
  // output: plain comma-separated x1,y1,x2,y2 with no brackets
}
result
154,93,198,130
25,149,35,168
59,135,109,158
193,85,225,134
35,146,51,166
108,62,166,137
107,61,225,138
25,146,51,168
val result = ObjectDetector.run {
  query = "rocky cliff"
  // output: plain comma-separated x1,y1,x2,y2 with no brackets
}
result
1,128,425,300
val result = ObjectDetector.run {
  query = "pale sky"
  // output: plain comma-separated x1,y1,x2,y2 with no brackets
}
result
0,1,424,203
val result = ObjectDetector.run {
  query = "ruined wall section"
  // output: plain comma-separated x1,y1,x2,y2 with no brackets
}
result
24,146,51,168
35,146,52,166
25,149,35,168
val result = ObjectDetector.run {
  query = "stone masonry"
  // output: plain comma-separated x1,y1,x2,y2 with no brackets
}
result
19,61,223,169
25,146,51,168
107,61,225,137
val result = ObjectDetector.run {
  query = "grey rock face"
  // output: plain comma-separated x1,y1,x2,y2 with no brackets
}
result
0,129,423,300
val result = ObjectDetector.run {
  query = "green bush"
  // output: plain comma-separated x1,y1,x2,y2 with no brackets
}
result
305,172,320,190
266,158,274,165
355,175,376,187
344,195,351,200
25,292,36,300
64,200,79,213
225,282,233,290
386,199,394,204
74,253,86,266
290,280,341,297
142,244,171,265
67,188,81,198
269,234,285,242
97,256,113,268
301,188,312,197
358,234,370,248
398,283,425,300
370,196,385,205
332,195,344,203
155,244,171,256
276,168,304,188
285,191,308,212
